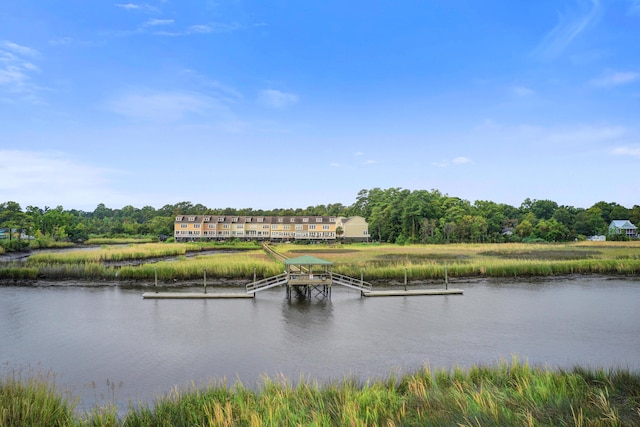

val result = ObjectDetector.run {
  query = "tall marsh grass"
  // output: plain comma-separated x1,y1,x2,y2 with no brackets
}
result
3,359,639,426
3,241,640,282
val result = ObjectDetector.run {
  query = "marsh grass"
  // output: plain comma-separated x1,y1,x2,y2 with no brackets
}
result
116,250,282,281
2,241,640,281
3,359,639,426
0,368,77,427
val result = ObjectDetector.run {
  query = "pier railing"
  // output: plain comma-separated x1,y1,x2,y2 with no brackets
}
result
246,273,288,294
330,273,372,292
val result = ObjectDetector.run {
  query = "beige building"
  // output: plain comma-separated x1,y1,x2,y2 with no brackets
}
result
336,216,370,242
174,215,367,242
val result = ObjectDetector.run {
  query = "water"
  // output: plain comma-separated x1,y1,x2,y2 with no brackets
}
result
1,277,639,413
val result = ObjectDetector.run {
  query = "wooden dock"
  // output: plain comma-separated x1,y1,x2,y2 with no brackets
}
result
142,292,254,299
362,288,463,297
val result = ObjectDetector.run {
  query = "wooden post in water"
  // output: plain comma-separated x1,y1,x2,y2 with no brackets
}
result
154,268,158,293
203,268,207,294
404,267,408,291
444,263,448,290
253,267,256,285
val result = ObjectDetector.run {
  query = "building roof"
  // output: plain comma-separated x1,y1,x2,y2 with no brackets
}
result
284,255,334,266
610,220,637,229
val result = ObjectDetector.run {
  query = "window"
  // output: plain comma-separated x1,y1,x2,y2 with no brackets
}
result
218,217,225,222
290,218,296,223
175,216,183,221
316,217,323,222
295,225,303,230
303,217,309,222
223,224,230,229
330,218,336,222
194,224,201,228
232,217,238,222
284,225,291,230
188,216,195,221
180,224,187,229
204,216,210,222
309,225,316,230
208,224,215,229
246,217,252,222
272,224,278,229
278,218,284,223
257,217,264,223
323,225,330,230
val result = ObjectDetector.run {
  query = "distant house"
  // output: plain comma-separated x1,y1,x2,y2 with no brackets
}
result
608,220,638,238
336,216,370,242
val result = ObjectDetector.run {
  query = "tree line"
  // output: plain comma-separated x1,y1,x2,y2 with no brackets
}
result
1,188,638,248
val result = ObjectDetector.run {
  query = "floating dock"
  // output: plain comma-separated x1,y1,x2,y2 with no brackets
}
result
362,288,463,297
142,292,254,299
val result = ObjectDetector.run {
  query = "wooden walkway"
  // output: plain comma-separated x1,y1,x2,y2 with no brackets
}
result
142,292,253,299
363,288,463,297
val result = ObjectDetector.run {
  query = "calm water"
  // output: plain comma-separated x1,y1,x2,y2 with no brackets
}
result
1,277,639,412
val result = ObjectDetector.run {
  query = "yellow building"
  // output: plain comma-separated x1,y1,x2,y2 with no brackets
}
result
174,215,353,242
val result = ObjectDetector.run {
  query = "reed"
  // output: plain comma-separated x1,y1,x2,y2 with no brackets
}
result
3,359,638,426
0,368,77,427
117,251,282,281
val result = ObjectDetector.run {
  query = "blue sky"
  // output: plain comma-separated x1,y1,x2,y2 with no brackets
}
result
1,0,639,212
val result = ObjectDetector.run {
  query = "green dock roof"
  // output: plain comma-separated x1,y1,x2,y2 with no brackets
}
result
284,255,334,265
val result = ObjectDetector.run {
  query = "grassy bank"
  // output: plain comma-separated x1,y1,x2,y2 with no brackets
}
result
2,359,639,426
2,241,639,282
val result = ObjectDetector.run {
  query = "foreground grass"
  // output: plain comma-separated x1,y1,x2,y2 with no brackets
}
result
2,359,639,426
2,241,640,282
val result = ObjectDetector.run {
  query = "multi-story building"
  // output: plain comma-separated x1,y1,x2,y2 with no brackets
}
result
174,215,368,242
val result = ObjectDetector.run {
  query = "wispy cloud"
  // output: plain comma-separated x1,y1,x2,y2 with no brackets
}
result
452,157,472,165
433,157,473,168
258,89,299,109
512,85,535,97
116,3,158,12
106,90,227,121
144,18,174,26
0,41,45,103
531,0,602,60
590,70,639,87
612,146,640,158
0,150,122,209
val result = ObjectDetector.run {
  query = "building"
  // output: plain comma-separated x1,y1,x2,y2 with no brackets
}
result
608,220,638,238
336,216,370,242
174,215,368,242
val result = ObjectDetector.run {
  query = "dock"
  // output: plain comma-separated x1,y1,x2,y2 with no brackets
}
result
362,288,463,297
142,292,254,299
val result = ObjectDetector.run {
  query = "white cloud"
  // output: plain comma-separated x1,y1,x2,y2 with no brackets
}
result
612,146,640,158
512,85,535,96
0,41,45,103
106,90,226,121
145,18,174,26
1,41,39,58
116,3,158,12
49,37,74,46
452,157,472,165
0,150,122,209
258,89,299,109
546,125,626,144
591,70,639,87
531,0,601,60
363,159,378,165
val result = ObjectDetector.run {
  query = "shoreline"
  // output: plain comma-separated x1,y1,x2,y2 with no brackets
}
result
1,273,637,288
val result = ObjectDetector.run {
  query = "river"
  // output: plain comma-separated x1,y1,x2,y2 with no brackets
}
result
1,276,639,413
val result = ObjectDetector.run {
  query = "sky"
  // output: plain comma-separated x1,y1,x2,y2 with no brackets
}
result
1,0,639,212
